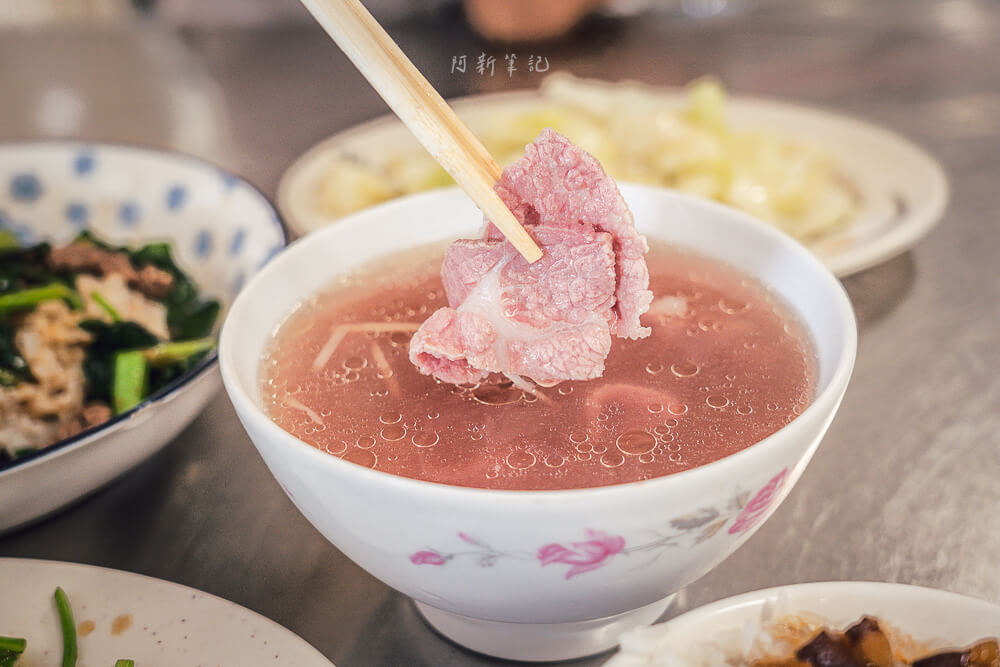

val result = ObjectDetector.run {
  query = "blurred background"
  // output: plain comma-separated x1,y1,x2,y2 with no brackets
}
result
2,0,993,196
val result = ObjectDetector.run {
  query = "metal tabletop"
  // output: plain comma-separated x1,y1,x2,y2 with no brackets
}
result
2,1,999,665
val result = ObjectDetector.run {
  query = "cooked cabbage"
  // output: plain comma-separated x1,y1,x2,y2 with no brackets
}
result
311,78,856,241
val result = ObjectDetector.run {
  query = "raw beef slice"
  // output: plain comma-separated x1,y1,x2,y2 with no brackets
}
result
410,129,651,385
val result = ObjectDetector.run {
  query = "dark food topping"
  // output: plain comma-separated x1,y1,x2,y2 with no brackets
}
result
796,631,864,667
48,242,175,299
844,617,895,666
134,263,175,300
912,640,1000,667
755,616,999,667
48,242,133,276
56,403,113,440
912,652,970,667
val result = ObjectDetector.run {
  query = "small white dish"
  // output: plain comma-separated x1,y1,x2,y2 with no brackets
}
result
606,581,1000,665
221,185,857,661
0,141,286,534
0,558,332,666
278,83,948,277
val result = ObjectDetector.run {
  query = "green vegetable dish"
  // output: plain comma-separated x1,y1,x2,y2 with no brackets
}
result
0,229,218,463
0,587,134,666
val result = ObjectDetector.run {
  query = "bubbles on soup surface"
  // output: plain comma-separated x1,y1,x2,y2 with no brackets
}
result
260,241,817,490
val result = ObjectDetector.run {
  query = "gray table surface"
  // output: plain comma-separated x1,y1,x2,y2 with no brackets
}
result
2,1,999,665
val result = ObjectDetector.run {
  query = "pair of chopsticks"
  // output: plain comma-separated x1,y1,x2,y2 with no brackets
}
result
299,0,543,263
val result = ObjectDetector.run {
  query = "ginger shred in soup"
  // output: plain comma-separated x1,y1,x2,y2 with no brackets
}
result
261,241,817,491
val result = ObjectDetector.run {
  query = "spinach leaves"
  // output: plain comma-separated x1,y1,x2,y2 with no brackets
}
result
129,242,219,340
78,320,159,405
61,231,220,340
0,242,60,295
0,231,220,413
0,320,32,387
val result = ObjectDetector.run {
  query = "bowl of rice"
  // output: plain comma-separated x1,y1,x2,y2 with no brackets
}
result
0,141,285,533
606,581,1000,666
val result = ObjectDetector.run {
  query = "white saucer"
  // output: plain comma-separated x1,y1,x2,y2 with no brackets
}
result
0,558,332,666
279,84,948,277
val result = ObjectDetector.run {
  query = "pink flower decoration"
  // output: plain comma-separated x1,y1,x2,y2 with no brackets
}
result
409,550,447,566
457,532,482,546
728,468,789,535
537,530,625,579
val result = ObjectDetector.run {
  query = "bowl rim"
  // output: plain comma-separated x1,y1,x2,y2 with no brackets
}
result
221,184,858,503
655,580,1000,629
0,139,289,476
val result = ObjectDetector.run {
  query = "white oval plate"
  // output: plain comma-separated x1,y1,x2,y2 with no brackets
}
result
0,559,332,666
279,82,948,277
606,581,1000,665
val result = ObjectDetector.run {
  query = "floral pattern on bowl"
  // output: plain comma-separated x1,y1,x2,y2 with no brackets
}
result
408,468,789,579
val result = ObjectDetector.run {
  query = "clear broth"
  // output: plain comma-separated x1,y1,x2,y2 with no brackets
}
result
261,241,817,490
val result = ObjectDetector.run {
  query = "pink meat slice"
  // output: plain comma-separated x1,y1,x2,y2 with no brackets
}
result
409,129,652,385
487,128,652,339
507,323,611,383
410,310,612,385
411,228,617,384
408,309,498,385
440,239,506,308
499,225,616,329
442,226,616,324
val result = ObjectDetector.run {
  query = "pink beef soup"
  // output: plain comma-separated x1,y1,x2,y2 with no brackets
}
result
260,240,817,491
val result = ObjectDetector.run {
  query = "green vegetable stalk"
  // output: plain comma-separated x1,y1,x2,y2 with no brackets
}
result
0,638,25,652
2,589,137,667
53,587,77,667
0,635,26,667
112,351,148,414
0,283,83,313
142,338,215,367
90,291,121,322
0,368,19,388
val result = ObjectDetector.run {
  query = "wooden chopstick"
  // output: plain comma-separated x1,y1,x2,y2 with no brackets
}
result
299,0,543,263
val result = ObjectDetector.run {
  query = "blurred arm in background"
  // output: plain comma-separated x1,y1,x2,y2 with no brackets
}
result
155,0,607,41
465,0,604,42
463,0,607,41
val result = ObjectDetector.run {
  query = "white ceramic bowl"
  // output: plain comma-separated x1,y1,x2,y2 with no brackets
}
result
0,141,286,534
220,185,857,661
607,581,1000,665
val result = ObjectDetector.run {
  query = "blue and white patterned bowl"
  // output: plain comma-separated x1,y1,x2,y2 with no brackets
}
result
0,141,286,533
